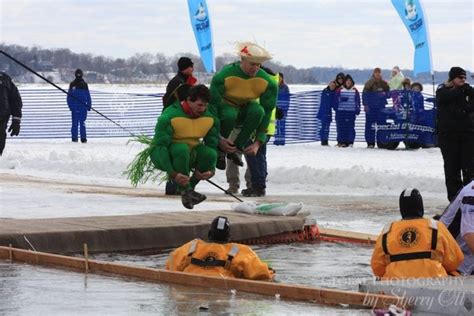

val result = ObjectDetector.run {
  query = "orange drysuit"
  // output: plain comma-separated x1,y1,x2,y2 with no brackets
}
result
166,239,274,281
371,218,463,279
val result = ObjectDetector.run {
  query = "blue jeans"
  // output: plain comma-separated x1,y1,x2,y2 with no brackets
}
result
244,136,270,189
71,110,87,140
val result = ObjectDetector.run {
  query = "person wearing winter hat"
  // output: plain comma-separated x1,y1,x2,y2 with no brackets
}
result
371,188,463,279
67,68,91,143
436,66,474,201
166,216,275,281
209,41,278,172
162,56,197,110
162,57,198,195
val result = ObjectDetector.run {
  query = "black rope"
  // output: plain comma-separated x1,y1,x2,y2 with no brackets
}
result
0,50,137,137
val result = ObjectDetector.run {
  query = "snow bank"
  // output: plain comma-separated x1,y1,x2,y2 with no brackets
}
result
0,138,445,197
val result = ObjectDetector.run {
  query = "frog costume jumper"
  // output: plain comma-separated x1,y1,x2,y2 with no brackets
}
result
126,85,219,209
209,42,278,152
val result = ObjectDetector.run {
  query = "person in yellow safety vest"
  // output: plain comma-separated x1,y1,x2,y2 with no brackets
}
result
371,188,464,279
166,216,275,281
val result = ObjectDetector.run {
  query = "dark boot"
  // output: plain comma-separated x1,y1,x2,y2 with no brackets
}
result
181,189,207,209
227,152,243,167
181,189,195,209
81,138,87,143
189,190,206,205
216,152,226,170
165,180,179,195
321,140,329,146
241,187,266,197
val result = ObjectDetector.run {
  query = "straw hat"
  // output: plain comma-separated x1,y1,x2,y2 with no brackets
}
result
236,41,272,63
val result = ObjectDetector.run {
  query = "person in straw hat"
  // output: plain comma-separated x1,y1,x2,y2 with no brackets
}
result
209,41,278,171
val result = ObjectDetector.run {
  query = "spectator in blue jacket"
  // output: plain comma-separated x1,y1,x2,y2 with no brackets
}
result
67,69,91,143
317,81,337,146
334,75,361,147
274,72,290,146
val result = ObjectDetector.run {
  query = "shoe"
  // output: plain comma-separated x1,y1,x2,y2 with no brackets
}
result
241,187,266,197
165,181,180,195
367,143,375,149
216,154,226,170
189,190,206,205
227,152,243,167
321,140,329,146
72,138,78,142
81,138,87,143
181,190,195,209
181,189,207,209
226,186,239,194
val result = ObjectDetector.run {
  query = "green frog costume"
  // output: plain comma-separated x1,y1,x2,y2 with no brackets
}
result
126,99,219,194
209,42,278,149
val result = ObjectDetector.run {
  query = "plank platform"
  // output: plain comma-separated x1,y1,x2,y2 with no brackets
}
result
0,211,305,254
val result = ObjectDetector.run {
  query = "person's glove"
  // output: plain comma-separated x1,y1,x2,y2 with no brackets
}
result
8,118,20,136
275,107,284,120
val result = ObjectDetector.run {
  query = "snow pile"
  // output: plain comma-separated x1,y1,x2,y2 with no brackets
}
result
0,138,445,197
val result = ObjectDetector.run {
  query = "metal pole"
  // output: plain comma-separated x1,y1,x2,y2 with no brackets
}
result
206,179,244,202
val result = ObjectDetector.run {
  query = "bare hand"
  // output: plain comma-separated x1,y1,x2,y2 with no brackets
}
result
364,106,368,113
173,173,190,186
243,141,260,156
219,138,237,153
194,170,214,181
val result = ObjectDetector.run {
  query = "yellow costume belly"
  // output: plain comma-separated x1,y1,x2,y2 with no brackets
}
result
224,76,269,105
170,117,214,148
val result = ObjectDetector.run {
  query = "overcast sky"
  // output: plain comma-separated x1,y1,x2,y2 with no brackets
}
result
0,0,472,71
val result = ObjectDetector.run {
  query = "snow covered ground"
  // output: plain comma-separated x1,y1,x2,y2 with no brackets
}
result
0,138,447,221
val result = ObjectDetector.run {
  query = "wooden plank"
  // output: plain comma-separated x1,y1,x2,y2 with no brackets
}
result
0,246,408,310
318,227,378,245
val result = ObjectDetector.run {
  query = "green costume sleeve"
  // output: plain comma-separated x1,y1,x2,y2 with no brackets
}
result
209,73,225,119
151,111,176,176
255,77,278,143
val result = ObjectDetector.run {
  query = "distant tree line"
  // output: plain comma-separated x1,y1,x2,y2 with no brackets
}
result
0,43,449,85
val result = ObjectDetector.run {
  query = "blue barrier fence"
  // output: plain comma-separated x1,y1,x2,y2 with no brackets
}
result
16,88,436,144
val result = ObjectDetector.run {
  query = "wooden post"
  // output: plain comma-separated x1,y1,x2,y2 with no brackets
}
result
83,243,89,273
9,244,13,262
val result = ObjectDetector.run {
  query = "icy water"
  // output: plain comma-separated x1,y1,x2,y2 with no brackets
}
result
0,242,373,315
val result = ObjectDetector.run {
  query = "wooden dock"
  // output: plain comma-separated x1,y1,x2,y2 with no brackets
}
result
0,210,305,254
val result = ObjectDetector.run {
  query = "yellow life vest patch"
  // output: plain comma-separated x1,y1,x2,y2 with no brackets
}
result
224,76,269,104
170,116,214,148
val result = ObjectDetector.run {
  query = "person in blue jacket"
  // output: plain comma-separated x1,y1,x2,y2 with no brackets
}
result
317,81,337,146
273,72,290,145
67,69,91,143
334,74,361,147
